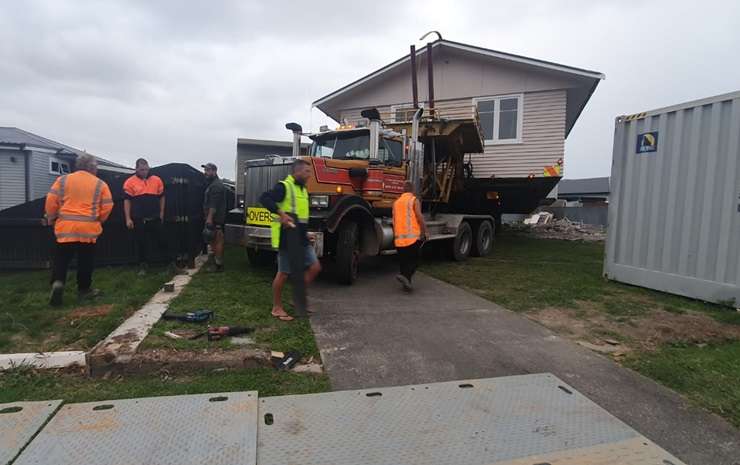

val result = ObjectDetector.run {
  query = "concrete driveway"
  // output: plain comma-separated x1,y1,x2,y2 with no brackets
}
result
309,257,740,465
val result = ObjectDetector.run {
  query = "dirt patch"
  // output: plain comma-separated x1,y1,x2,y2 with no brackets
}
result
66,305,114,319
89,348,272,377
529,306,740,353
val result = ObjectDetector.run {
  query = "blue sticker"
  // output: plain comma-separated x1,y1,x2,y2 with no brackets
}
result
637,131,658,153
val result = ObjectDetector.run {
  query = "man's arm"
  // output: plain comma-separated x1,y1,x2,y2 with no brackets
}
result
157,176,165,221
44,177,62,226
414,198,427,239
124,199,133,229
99,183,114,223
123,178,134,229
259,183,294,228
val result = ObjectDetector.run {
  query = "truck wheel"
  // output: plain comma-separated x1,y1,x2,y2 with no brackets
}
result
451,221,472,261
335,221,360,285
471,220,494,257
246,248,274,267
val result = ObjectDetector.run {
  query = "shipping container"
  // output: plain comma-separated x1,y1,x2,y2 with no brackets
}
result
605,91,740,305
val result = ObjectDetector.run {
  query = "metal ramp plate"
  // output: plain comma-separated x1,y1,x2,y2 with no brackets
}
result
0,400,61,465
13,392,257,465
257,373,685,465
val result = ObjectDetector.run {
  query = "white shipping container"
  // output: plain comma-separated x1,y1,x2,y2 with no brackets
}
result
605,91,740,305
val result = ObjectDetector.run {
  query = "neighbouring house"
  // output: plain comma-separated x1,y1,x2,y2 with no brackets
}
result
0,127,132,211
312,39,604,214
235,138,309,206
557,177,610,205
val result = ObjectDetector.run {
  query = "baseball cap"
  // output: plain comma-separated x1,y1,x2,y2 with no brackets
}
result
201,163,217,170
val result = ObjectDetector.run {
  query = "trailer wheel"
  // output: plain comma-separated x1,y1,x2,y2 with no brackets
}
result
246,248,275,267
472,220,494,257
451,221,472,261
335,221,360,285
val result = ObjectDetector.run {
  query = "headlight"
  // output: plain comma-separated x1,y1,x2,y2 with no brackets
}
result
310,195,329,208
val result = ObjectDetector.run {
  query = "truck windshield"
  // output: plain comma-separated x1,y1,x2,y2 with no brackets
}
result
311,131,370,160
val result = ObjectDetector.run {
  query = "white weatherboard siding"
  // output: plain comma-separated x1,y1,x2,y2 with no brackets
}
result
0,149,27,210
338,89,566,179
472,90,566,178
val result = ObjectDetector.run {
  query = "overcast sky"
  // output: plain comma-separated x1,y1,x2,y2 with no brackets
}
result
1,0,739,180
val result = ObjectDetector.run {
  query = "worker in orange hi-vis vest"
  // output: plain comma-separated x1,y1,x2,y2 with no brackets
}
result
45,154,114,306
392,181,427,292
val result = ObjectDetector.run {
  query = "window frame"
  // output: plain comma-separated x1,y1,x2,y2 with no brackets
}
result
49,157,71,175
389,103,424,123
472,94,524,145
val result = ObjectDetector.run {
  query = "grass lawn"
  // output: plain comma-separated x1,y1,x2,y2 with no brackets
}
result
142,246,319,358
0,246,329,403
625,342,740,428
423,233,740,324
0,264,173,353
0,366,329,403
423,232,740,427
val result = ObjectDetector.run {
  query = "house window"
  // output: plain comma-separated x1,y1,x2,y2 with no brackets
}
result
474,94,523,144
390,103,423,123
49,157,71,175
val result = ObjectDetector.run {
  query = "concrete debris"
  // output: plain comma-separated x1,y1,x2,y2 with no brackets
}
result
292,362,324,374
163,331,183,340
512,216,606,242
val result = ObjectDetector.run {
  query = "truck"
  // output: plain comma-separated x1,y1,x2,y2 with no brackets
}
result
240,104,497,284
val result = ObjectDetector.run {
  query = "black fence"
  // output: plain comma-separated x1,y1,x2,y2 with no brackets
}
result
0,163,231,270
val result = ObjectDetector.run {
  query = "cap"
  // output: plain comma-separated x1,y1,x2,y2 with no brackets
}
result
201,163,217,170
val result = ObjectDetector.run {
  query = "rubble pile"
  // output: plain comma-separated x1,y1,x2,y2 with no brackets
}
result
511,213,606,242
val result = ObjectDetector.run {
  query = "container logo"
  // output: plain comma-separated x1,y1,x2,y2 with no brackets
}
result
637,131,658,153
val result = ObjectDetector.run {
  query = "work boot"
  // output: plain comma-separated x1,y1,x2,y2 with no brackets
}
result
395,274,413,292
78,288,101,301
49,280,64,307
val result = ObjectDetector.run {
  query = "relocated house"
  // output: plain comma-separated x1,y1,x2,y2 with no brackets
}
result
313,39,604,213
557,177,610,205
0,127,132,211
235,138,308,206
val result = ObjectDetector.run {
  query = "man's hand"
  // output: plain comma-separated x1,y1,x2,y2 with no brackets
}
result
279,212,296,228
126,218,134,230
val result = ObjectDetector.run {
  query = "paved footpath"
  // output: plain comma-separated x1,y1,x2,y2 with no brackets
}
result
309,258,740,465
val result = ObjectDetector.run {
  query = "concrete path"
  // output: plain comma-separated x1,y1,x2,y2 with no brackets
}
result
309,257,740,465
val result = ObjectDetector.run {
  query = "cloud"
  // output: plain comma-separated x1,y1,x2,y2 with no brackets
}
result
1,0,739,180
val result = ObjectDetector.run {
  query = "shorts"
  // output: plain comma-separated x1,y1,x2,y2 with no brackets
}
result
277,245,318,274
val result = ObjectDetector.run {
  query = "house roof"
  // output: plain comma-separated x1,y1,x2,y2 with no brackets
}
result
558,177,610,196
312,39,604,136
0,127,132,170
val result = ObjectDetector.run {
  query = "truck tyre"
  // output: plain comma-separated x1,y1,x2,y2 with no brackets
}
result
471,220,494,257
246,248,274,267
451,221,472,261
335,221,360,285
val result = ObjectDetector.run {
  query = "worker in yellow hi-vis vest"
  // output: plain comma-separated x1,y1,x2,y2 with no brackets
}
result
392,181,428,292
259,159,321,321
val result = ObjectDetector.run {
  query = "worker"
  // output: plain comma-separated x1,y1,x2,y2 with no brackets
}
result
392,181,427,291
259,159,321,321
45,154,113,306
202,163,227,272
123,158,169,275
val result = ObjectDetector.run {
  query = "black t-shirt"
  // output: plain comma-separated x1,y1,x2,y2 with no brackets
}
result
203,177,227,224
